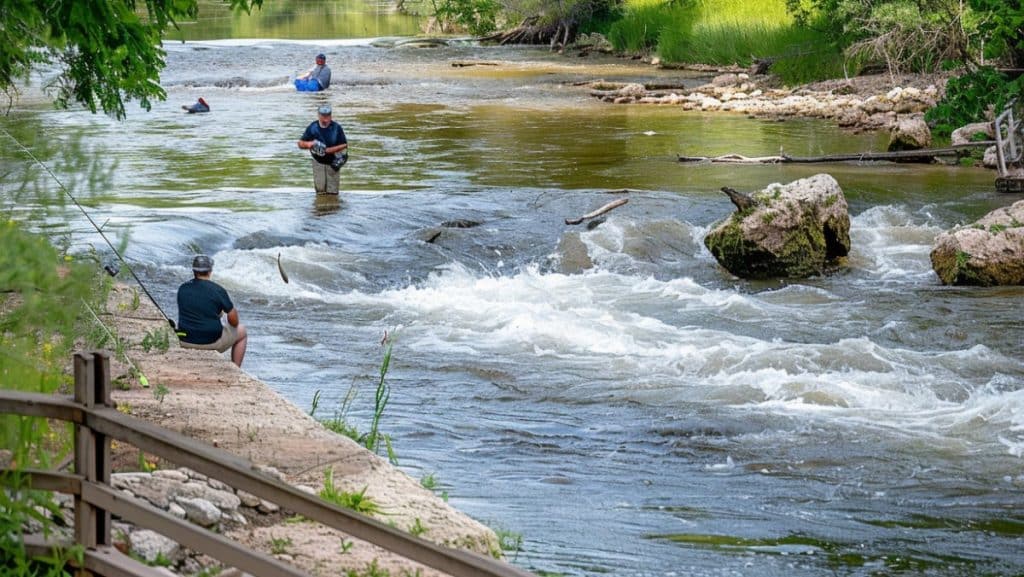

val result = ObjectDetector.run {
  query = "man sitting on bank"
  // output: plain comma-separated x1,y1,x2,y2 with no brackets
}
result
176,255,247,367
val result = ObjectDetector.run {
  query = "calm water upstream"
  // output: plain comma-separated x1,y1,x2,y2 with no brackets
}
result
2,5,1024,576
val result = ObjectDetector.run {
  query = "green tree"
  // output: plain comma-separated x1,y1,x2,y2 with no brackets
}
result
968,0,1024,66
0,0,263,119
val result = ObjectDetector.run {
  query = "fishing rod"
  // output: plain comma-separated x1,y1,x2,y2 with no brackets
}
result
1,126,176,328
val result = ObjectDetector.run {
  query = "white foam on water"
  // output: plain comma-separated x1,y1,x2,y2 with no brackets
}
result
849,205,944,282
203,243,367,300
324,262,1024,454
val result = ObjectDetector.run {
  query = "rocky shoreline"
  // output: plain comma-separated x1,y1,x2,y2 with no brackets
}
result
95,284,505,576
586,69,950,133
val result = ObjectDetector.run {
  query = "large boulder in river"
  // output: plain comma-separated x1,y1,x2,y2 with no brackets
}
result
930,200,1024,286
703,174,851,279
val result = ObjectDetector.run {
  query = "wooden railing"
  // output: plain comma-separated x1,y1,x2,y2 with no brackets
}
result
1,351,536,577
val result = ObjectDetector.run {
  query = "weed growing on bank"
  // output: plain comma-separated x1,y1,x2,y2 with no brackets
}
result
0,220,111,574
310,331,398,464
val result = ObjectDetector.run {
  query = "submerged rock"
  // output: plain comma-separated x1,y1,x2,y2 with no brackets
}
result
703,174,850,279
930,200,1024,286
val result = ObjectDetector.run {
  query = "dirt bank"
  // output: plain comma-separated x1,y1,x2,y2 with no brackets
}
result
102,283,503,575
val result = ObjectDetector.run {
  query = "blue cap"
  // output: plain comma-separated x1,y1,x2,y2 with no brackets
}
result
316,53,326,60
318,105,332,115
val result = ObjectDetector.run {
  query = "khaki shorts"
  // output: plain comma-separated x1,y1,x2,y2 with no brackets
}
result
180,324,240,353
312,159,340,194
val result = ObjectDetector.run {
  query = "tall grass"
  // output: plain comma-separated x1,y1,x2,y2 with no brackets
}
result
607,0,685,54
609,0,851,83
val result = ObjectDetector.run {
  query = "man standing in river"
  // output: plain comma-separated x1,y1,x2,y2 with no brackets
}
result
176,255,248,367
298,104,348,195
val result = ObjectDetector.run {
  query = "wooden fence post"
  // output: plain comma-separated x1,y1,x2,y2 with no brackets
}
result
74,351,112,562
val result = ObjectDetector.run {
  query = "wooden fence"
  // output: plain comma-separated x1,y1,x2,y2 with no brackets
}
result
0,351,537,577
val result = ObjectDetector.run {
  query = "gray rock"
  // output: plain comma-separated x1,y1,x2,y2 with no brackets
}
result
256,499,280,514
983,145,998,168
129,529,181,564
173,481,241,511
207,477,232,492
168,502,187,519
118,476,183,509
951,121,994,146
888,115,931,151
236,489,262,508
930,200,1024,286
175,496,222,527
152,469,189,483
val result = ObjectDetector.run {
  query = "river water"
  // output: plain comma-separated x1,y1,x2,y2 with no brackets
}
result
2,14,1024,577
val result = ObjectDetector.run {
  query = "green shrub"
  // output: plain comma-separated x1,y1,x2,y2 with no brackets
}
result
926,67,1022,136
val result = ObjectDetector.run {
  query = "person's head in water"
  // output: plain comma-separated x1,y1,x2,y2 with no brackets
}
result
192,254,213,278
317,104,332,128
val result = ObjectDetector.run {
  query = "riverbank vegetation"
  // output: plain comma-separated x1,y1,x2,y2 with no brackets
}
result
0,216,112,573
417,0,1023,126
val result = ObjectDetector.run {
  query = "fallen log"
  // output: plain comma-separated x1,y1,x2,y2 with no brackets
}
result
451,61,502,67
679,142,996,164
565,198,628,225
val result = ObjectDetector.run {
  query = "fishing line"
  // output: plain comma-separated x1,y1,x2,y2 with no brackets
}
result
0,125,176,328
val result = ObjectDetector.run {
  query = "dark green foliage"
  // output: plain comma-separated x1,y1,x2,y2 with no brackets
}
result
925,67,1022,136
0,0,262,119
433,0,501,35
0,221,106,575
968,0,1024,66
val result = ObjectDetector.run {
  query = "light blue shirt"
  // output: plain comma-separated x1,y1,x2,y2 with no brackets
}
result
309,64,331,89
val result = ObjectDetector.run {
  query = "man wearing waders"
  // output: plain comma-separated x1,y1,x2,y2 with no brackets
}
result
297,104,348,195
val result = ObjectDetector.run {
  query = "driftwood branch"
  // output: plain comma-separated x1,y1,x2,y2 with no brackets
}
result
451,61,501,68
679,142,996,164
721,187,757,211
565,198,628,225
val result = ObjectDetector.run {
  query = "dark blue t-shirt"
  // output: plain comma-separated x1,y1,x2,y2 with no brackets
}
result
302,120,347,165
177,278,234,345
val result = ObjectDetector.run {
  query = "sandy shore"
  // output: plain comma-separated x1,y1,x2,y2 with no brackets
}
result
102,283,503,575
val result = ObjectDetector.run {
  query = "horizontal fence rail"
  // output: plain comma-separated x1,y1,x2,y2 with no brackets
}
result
2,351,536,577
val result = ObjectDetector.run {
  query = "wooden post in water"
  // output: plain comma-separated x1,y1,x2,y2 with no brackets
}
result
73,351,112,567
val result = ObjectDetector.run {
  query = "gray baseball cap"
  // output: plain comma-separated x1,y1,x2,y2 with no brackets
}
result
317,104,332,116
192,254,213,273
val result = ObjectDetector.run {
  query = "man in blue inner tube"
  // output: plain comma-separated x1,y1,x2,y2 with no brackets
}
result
295,53,331,91
297,104,349,195
182,97,210,113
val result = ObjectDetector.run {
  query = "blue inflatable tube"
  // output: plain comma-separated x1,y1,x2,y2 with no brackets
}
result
295,78,323,92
